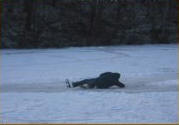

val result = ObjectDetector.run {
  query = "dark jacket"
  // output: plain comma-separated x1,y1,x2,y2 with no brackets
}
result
72,72,125,89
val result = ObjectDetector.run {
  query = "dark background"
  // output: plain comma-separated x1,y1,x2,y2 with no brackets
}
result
1,0,178,48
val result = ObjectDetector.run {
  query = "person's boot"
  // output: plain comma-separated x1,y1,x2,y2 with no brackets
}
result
65,79,71,88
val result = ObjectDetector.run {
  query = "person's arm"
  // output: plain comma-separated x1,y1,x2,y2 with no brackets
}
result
115,81,125,88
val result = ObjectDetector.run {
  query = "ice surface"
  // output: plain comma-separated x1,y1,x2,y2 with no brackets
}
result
0,44,178,123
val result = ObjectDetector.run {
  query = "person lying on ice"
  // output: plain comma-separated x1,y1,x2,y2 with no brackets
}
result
66,72,125,89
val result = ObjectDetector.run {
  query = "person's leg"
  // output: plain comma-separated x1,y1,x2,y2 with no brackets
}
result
72,79,96,88
72,79,89,87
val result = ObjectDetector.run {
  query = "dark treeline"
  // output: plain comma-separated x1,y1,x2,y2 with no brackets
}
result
1,0,178,48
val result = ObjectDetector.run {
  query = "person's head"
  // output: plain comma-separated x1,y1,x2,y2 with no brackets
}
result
113,72,120,79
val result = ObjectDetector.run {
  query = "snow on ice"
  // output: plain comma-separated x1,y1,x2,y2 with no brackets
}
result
0,44,178,123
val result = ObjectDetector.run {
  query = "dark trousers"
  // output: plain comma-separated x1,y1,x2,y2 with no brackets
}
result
72,78,96,88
